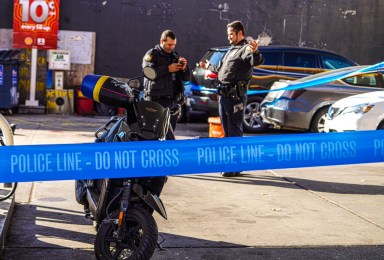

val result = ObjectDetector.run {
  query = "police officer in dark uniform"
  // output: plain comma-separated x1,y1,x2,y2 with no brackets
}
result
142,30,190,140
200,21,264,177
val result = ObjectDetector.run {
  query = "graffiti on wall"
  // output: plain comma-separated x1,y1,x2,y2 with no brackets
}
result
18,49,47,105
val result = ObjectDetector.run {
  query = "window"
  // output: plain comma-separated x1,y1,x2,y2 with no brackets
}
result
283,52,317,68
321,55,356,69
260,51,281,66
343,73,379,87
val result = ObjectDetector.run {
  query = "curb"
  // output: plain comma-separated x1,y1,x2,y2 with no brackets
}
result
0,194,15,258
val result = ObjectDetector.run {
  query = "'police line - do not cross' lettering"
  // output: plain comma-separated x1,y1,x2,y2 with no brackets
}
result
1,130,384,183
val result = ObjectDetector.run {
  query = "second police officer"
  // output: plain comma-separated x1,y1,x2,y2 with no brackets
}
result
200,20,265,177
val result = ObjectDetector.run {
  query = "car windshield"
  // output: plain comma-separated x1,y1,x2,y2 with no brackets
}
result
201,50,227,66
342,72,382,87
210,51,226,66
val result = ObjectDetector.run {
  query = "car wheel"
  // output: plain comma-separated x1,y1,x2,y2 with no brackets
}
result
377,122,384,130
243,96,269,133
310,107,329,133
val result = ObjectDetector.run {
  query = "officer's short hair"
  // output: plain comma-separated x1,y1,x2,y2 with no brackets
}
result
161,30,176,41
227,21,245,35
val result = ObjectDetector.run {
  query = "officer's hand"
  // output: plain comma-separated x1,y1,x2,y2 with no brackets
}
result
179,57,188,71
168,63,183,72
247,39,259,53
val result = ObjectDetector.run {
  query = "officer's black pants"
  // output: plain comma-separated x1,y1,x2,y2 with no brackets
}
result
219,95,247,137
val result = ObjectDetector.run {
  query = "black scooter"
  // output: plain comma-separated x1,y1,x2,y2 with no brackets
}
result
76,67,174,259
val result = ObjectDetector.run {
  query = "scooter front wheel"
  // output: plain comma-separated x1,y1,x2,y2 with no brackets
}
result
94,207,158,260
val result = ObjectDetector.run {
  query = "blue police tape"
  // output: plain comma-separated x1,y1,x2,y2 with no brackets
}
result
1,130,384,183
192,61,384,95
248,61,384,94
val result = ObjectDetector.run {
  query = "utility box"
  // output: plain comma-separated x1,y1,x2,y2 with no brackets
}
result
46,89,74,114
0,49,20,110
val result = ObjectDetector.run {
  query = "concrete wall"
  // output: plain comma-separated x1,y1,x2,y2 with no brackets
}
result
1,0,383,79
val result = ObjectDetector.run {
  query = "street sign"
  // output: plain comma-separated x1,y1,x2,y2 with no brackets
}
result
48,49,71,70
13,0,60,49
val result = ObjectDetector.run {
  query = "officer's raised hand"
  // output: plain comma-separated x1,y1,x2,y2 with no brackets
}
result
247,38,259,53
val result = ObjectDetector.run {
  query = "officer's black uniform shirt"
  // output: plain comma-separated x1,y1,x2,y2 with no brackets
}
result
142,44,190,97
210,39,264,85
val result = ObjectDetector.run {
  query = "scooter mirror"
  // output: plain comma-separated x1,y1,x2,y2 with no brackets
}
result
143,66,157,80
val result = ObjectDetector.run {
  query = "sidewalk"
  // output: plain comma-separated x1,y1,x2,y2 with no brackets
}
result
0,190,14,258
0,114,107,258
1,114,384,259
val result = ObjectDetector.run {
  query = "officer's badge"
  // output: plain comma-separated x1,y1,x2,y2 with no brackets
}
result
144,53,153,62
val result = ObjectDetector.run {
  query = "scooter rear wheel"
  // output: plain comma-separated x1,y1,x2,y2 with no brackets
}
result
94,207,158,260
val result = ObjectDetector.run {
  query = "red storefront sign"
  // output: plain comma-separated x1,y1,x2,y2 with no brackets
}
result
13,0,60,49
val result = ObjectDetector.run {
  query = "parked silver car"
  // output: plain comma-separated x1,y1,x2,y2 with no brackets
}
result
261,65,384,132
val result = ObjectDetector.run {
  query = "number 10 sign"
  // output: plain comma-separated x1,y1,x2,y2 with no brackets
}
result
13,0,60,49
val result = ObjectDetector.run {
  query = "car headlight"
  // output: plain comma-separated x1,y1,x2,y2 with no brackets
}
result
342,103,374,115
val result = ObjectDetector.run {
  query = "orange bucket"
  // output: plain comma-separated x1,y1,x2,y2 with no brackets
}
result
208,117,225,138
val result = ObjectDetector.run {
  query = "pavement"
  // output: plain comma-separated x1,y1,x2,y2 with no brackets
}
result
0,113,384,259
